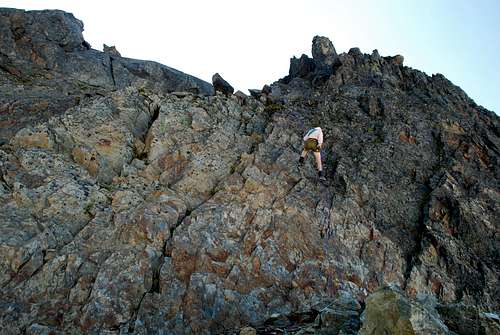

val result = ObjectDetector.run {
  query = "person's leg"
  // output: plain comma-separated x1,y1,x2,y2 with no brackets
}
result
313,151,322,171
314,151,326,180
299,149,308,164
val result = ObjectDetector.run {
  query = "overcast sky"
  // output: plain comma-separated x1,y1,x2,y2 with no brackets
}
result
2,0,499,114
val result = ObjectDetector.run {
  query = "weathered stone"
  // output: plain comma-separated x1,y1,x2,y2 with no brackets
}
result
212,72,234,95
348,47,363,60
289,54,316,79
248,89,262,98
393,54,404,65
312,35,338,65
80,247,159,332
359,286,451,335
1,10,499,335
437,303,500,335
314,291,362,334
286,37,340,84
261,84,272,95
239,326,257,335
234,90,248,105
0,8,213,144
103,44,121,57
371,49,381,60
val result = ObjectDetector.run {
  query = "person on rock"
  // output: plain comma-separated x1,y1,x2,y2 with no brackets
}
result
298,126,326,181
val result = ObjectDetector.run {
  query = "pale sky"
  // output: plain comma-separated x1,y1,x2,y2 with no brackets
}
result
2,0,499,114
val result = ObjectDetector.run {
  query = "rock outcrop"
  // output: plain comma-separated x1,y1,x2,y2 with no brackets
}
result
1,8,499,335
0,8,213,143
286,35,342,86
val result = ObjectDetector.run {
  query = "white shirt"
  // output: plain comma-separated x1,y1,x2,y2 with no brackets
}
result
303,127,323,146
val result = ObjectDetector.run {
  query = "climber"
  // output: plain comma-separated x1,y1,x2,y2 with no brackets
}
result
298,126,326,181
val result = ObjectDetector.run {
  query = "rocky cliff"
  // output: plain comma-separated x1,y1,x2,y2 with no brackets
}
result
0,8,499,335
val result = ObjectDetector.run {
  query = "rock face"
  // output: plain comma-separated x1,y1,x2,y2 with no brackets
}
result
0,8,213,143
1,8,499,335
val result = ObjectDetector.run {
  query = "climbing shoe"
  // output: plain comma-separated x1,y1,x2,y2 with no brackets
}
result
298,156,304,165
318,170,326,181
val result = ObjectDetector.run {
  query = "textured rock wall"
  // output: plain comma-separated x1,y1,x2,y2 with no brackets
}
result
0,8,499,335
0,8,213,143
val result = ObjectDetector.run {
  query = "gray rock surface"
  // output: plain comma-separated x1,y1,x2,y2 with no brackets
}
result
1,8,499,335
0,8,213,144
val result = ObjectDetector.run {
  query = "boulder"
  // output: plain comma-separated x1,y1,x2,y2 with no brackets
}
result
287,36,340,83
261,84,272,95
393,54,404,65
312,35,338,66
359,286,451,335
103,44,121,57
371,49,381,60
234,90,248,105
248,89,262,98
348,47,363,57
212,73,234,95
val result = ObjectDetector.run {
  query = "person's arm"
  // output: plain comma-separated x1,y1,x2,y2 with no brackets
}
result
317,129,324,147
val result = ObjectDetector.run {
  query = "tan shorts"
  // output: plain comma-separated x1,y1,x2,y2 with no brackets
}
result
304,138,320,152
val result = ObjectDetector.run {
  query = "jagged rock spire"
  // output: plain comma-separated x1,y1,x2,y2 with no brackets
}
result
286,36,340,83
